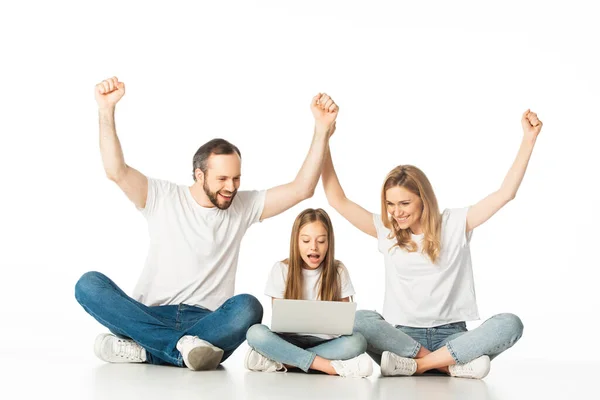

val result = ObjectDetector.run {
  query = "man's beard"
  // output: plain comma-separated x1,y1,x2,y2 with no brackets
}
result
203,180,237,210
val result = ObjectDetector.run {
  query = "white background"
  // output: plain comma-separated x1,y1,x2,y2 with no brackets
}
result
1,0,599,384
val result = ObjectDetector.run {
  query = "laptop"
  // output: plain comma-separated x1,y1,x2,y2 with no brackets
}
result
271,299,358,335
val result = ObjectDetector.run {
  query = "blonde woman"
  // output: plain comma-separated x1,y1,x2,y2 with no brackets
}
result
322,110,542,379
244,208,372,378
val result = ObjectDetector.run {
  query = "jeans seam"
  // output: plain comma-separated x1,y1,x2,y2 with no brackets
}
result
445,342,461,364
300,351,317,372
410,341,421,358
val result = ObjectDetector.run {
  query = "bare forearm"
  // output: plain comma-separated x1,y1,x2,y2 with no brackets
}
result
293,127,330,198
99,107,127,180
322,147,347,207
499,137,537,200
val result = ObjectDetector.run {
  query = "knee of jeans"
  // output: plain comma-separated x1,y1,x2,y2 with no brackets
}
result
354,310,382,332
497,313,524,338
74,271,106,304
234,294,264,326
348,332,368,354
246,323,270,348
336,333,368,359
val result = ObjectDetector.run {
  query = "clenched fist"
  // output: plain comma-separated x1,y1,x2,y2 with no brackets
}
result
95,76,126,109
521,109,542,140
311,93,339,136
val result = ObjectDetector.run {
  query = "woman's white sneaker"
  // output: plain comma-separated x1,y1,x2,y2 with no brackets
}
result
94,333,146,363
244,348,286,372
380,351,417,376
448,355,491,379
331,353,373,378
176,335,224,371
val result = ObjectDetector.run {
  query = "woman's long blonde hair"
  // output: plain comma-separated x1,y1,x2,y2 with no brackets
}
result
283,208,342,301
380,165,442,263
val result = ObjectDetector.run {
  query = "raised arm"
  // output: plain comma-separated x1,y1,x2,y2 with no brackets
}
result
95,77,148,209
466,109,543,232
322,146,377,238
260,93,338,221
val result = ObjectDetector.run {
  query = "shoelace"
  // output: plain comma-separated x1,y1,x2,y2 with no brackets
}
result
179,336,196,346
113,339,142,360
393,356,415,373
258,355,285,372
333,361,352,376
250,351,285,372
334,358,363,377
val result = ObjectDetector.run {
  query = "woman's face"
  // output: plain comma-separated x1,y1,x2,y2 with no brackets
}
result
298,221,329,269
385,186,424,234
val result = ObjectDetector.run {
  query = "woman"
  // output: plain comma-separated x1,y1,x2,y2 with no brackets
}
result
321,110,542,379
245,208,372,378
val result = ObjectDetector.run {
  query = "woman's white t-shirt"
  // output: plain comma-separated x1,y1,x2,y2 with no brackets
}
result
264,261,355,339
373,207,480,328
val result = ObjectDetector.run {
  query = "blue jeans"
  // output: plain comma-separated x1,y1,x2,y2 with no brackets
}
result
354,310,523,365
246,323,367,372
75,271,263,366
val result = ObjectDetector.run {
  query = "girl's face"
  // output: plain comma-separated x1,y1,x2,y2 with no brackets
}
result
298,221,329,270
385,186,424,234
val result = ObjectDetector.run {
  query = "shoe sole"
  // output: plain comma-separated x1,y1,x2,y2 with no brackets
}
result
187,346,224,371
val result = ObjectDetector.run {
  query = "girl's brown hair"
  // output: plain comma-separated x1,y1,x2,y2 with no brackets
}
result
283,208,342,301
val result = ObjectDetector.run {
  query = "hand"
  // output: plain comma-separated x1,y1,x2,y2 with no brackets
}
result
311,93,339,135
521,109,542,140
95,76,126,110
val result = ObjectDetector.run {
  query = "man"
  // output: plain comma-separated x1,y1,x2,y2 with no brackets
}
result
75,76,338,371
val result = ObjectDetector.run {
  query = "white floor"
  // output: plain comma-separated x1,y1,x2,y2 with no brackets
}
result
2,343,589,400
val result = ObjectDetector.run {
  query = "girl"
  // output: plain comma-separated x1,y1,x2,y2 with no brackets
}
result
321,110,542,379
245,208,372,378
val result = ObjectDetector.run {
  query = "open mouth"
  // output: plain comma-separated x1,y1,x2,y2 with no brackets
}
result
219,192,234,201
395,216,409,223
307,254,321,263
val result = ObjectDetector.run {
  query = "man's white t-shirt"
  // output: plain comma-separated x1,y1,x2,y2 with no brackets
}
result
265,260,356,339
132,178,266,311
373,207,480,328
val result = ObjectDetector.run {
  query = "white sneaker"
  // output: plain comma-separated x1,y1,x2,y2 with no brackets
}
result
380,351,417,376
176,335,224,371
448,355,491,379
331,353,373,378
244,348,286,372
94,333,146,363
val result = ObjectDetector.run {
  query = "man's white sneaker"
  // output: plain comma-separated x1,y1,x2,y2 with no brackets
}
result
94,333,146,363
244,348,286,372
448,355,491,379
176,335,224,371
331,353,373,378
380,351,417,376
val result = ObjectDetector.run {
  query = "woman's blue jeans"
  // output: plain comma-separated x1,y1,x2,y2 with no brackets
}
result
353,310,523,365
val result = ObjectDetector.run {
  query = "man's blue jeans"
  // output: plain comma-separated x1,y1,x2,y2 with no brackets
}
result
75,271,263,366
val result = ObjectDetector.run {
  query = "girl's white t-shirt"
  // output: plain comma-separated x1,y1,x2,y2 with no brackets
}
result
265,260,356,339
373,207,480,328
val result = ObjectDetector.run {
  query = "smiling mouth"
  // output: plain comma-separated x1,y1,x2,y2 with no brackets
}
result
219,192,234,200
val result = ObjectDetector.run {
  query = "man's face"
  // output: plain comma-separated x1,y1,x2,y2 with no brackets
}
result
201,153,242,210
